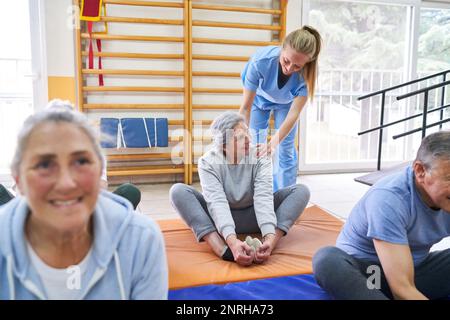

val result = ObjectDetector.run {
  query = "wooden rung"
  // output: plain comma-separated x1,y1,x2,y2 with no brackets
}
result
107,166,185,177
109,164,184,171
192,54,249,62
192,104,239,109
82,69,184,76
188,136,271,142
192,88,242,94
81,51,184,59
171,120,220,126
192,120,213,125
191,120,274,126
169,120,184,126
81,33,184,42
97,119,216,127
171,136,213,142
192,37,279,46
83,103,184,110
100,16,183,25
83,86,184,92
107,153,181,161
192,20,281,31
192,71,240,77
192,4,282,15
104,0,184,8
107,152,204,161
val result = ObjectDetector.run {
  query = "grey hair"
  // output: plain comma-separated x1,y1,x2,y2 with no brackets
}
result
415,130,450,170
10,99,105,175
210,111,246,148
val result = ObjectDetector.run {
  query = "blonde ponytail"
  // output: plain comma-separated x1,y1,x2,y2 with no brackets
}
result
282,25,322,101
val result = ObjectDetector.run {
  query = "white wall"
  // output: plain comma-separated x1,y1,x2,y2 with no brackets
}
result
44,0,76,77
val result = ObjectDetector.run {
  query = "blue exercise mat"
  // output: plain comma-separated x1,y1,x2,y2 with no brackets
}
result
120,118,150,148
120,118,169,148
169,274,332,300
144,118,169,147
100,118,119,148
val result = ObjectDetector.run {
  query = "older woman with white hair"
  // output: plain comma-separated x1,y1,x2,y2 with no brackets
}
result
0,100,168,299
170,111,310,266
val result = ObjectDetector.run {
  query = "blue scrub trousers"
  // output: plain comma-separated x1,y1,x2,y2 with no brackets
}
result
249,103,298,192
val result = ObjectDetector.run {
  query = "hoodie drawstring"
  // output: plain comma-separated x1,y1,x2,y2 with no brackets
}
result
114,251,126,300
6,255,15,300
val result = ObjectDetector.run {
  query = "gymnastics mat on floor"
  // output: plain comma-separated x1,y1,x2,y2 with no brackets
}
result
158,205,343,293
168,274,332,300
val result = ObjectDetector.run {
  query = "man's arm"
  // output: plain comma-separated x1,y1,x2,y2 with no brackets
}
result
373,239,428,300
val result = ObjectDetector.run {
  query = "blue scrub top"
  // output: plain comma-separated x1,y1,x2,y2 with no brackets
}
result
241,46,308,110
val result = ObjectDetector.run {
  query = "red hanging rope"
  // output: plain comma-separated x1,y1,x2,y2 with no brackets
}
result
96,39,104,86
87,21,94,69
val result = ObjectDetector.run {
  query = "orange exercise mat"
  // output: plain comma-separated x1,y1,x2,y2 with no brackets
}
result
157,205,344,290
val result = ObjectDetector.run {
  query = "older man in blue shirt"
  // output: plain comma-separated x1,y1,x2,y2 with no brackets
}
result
313,131,450,300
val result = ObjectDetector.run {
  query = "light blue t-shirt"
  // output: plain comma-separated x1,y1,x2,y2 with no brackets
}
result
241,46,308,110
336,166,450,266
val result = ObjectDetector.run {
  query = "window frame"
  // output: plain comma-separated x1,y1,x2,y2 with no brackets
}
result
298,0,426,173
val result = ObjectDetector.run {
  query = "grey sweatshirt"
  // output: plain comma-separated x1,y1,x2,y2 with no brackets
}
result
197,147,277,241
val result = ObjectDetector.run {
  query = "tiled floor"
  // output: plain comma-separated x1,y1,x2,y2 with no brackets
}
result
124,171,450,251
297,172,371,220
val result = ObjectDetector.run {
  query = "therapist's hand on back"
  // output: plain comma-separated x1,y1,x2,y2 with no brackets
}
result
256,143,274,158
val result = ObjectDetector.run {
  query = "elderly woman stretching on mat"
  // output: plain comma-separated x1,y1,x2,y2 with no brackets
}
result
170,112,310,266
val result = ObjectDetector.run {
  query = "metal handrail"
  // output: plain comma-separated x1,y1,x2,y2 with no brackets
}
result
395,80,450,140
358,69,450,101
396,80,450,101
358,103,450,136
357,69,450,170
393,117,450,140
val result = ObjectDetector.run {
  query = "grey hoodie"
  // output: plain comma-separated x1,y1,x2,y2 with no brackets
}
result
0,190,168,300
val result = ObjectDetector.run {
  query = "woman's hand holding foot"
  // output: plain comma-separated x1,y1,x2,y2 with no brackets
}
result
226,235,254,266
255,234,276,263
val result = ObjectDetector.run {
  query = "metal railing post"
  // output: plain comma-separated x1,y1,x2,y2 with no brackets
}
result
422,90,428,138
440,73,447,129
377,92,386,170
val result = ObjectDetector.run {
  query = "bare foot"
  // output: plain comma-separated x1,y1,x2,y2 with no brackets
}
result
203,231,227,258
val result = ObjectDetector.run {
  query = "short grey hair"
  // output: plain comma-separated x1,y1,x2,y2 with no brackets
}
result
210,111,246,148
415,130,450,170
11,99,105,175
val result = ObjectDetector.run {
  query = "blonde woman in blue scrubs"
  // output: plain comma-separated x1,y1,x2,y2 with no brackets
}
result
240,26,322,191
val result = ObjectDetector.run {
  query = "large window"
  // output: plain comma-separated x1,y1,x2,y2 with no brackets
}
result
299,0,450,172
418,6,450,74
300,0,411,171
413,5,450,153
395,4,450,161
0,0,34,175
